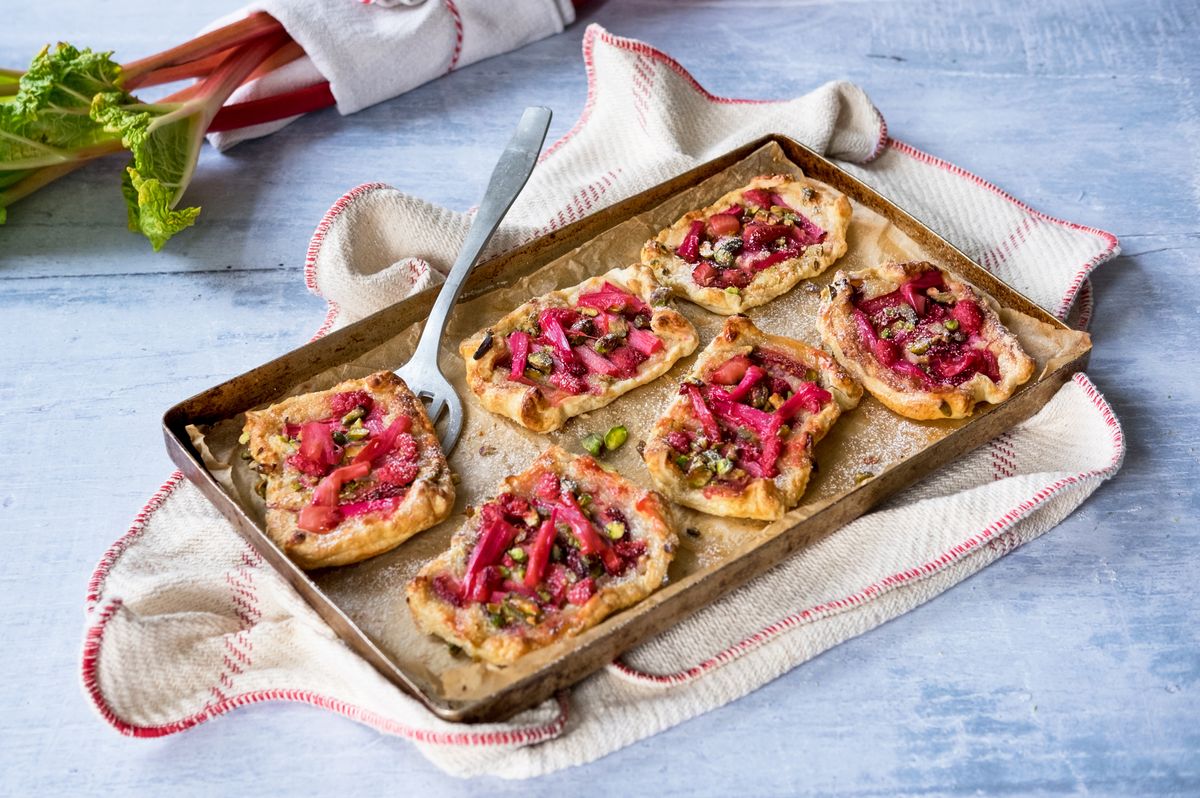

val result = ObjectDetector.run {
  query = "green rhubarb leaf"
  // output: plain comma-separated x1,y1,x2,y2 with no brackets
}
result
122,166,199,251
93,91,205,249
0,44,125,169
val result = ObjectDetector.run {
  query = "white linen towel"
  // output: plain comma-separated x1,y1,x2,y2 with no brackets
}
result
206,0,576,150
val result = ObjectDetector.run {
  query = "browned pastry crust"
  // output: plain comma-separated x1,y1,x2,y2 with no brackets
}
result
640,173,852,314
243,372,454,569
460,264,699,433
406,446,677,665
642,316,862,521
816,260,1036,420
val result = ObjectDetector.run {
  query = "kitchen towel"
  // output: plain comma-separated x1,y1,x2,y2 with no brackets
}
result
206,0,576,150
83,25,1123,779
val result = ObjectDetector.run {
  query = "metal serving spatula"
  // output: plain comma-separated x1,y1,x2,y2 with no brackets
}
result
394,106,552,454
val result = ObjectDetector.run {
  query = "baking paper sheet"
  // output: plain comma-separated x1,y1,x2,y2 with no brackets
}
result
191,142,1089,701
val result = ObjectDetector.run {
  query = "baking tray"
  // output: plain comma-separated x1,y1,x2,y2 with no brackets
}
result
163,134,1091,722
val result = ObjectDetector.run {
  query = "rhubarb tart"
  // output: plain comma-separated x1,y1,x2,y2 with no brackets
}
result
641,173,851,315
242,372,454,570
407,446,677,665
817,260,1036,420
642,316,862,521
460,264,699,433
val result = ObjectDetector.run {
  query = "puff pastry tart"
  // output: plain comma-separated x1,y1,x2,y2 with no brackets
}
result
817,261,1036,420
640,173,851,315
243,372,454,570
460,264,699,433
642,316,862,521
407,446,677,664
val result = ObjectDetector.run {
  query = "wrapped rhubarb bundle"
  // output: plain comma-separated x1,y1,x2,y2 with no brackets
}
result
0,0,575,248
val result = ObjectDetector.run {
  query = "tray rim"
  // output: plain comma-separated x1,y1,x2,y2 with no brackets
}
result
163,133,1091,722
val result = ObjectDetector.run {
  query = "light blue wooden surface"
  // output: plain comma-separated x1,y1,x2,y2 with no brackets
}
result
2,0,1197,794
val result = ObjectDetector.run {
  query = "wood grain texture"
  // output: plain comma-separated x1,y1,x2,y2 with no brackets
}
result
1,0,1197,794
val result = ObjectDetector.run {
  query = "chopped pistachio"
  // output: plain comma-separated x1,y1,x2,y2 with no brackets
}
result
577,493,593,510
605,521,626,540
880,326,894,339
713,457,734,475
632,312,652,330
944,318,960,331
853,471,875,485
238,430,251,445
595,333,623,354
346,426,370,442
341,406,367,425
604,425,629,451
805,368,819,382
725,286,741,296
675,454,691,470
578,306,599,317
527,350,554,373
908,339,931,355
582,433,604,457
650,287,672,306
332,431,348,446
537,589,552,603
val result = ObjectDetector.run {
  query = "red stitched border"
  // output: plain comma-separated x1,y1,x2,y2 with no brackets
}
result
81,597,570,744
85,472,184,612
610,372,1124,686
886,138,1119,319
443,0,464,72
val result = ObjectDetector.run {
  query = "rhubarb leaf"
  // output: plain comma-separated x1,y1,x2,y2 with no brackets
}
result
121,167,200,251
0,45,125,170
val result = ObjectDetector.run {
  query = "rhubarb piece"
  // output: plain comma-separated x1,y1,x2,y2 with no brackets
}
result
818,261,1036,420
676,220,706,263
507,330,532,382
460,264,698,433
641,173,851,315
241,371,454,570
706,212,742,238
406,446,677,665
627,326,663,355
642,316,862,520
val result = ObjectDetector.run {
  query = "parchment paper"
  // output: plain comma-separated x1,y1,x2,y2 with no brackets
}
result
190,142,1090,702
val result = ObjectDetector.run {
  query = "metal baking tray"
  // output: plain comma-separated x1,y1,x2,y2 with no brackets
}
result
163,134,1091,722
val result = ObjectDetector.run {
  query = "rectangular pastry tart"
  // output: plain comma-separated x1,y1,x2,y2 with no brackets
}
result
642,316,862,521
407,446,677,665
242,372,455,570
641,173,851,315
460,264,699,433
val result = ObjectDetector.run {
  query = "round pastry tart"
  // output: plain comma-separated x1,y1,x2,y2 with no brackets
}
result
817,260,1036,420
